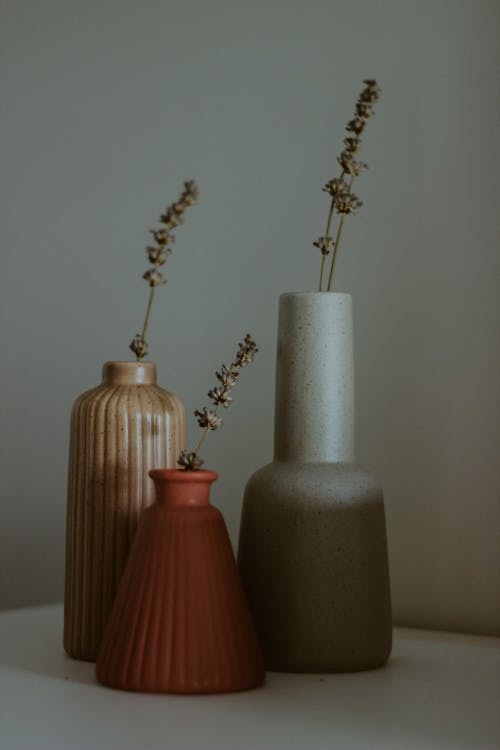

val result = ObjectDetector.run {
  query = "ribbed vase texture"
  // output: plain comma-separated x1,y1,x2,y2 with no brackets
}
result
64,362,185,662
96,470,265,694
238,293,392,673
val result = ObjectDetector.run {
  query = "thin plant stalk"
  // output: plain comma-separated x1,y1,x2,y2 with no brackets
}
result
139,287,156,358
177,335,258,471
193,407,219,456
313,80,380,292
326,174,354,291
318,199,335,291
129,180,198,361
318,169,346,291
326,215,347,291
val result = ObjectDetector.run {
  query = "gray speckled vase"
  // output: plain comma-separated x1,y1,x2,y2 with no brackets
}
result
238,292,392,672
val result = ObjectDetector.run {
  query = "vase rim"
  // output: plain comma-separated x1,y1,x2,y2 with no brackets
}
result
102,360,157,385
149,469,218,483
280,291,351,299
103,360,156,367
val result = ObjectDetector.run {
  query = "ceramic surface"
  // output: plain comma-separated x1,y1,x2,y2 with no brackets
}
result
64,362,185,662
96,470,265,693
238,293,392,672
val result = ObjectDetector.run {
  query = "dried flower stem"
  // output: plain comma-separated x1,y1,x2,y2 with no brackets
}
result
318,199,335,291
140,286,156,348
129,180,198,361
326,174,354,291
313,80,380,291
177,335,258,471
193,407,219,456
318,169,347,291
326,216,347,291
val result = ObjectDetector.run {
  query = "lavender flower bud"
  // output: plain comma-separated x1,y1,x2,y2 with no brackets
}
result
129,334,148,359
143,268,166,287
177,450,204,470
194,407,222,430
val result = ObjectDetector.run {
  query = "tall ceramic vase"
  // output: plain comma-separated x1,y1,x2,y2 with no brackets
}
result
64,361,185,662
96,469,265,694
238,292,392,672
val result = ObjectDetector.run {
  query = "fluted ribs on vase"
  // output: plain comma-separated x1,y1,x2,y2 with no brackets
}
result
64,362,185,662
96,470,265,694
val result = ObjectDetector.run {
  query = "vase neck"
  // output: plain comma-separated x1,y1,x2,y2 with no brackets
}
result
274,293,355,464
149,469,218,507
102,361,157,386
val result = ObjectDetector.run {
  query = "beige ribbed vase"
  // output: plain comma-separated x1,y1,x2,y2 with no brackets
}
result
64,361,185,661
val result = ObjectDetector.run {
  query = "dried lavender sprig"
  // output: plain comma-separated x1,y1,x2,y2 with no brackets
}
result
177,451,204,470
325,81,380,291
314,80,380,292
130,180,198,360
177,334,258,470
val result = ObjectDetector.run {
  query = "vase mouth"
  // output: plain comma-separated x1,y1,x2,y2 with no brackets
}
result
280,291,351,299
102,361,157,385
149,469,218,483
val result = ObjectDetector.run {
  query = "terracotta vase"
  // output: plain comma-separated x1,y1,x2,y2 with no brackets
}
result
64,361,185,662
96,469,265,693
238,292,392,672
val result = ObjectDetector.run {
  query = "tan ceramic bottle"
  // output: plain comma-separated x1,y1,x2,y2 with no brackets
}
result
64,361,185,661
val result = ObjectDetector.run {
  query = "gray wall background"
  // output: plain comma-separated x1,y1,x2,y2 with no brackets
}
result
1,0,499,636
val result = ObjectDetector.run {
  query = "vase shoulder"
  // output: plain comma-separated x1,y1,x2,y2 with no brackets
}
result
245,460,382,508
141,498,225,526
70,382,184,420
71,383,108,408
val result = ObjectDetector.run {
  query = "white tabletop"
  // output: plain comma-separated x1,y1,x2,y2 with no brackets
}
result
0,604,499,750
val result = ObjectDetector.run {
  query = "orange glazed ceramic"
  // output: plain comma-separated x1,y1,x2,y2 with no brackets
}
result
96,469,265,694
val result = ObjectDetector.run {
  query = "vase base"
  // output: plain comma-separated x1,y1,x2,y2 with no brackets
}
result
97,674,265,694
266,656,391,675
263,636,392,674
63,645,97,663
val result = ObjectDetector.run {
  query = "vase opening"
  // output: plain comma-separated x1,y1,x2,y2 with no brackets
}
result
149,469,218,507
280,291,352,299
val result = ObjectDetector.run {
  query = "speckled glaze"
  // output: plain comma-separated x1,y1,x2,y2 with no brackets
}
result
238,293,392,672
96,470,265,694
64,362,185,662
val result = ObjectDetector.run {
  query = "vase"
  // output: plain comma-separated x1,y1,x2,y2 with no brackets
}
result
64,361,185,662
238,292,392,672
96,469,265,693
